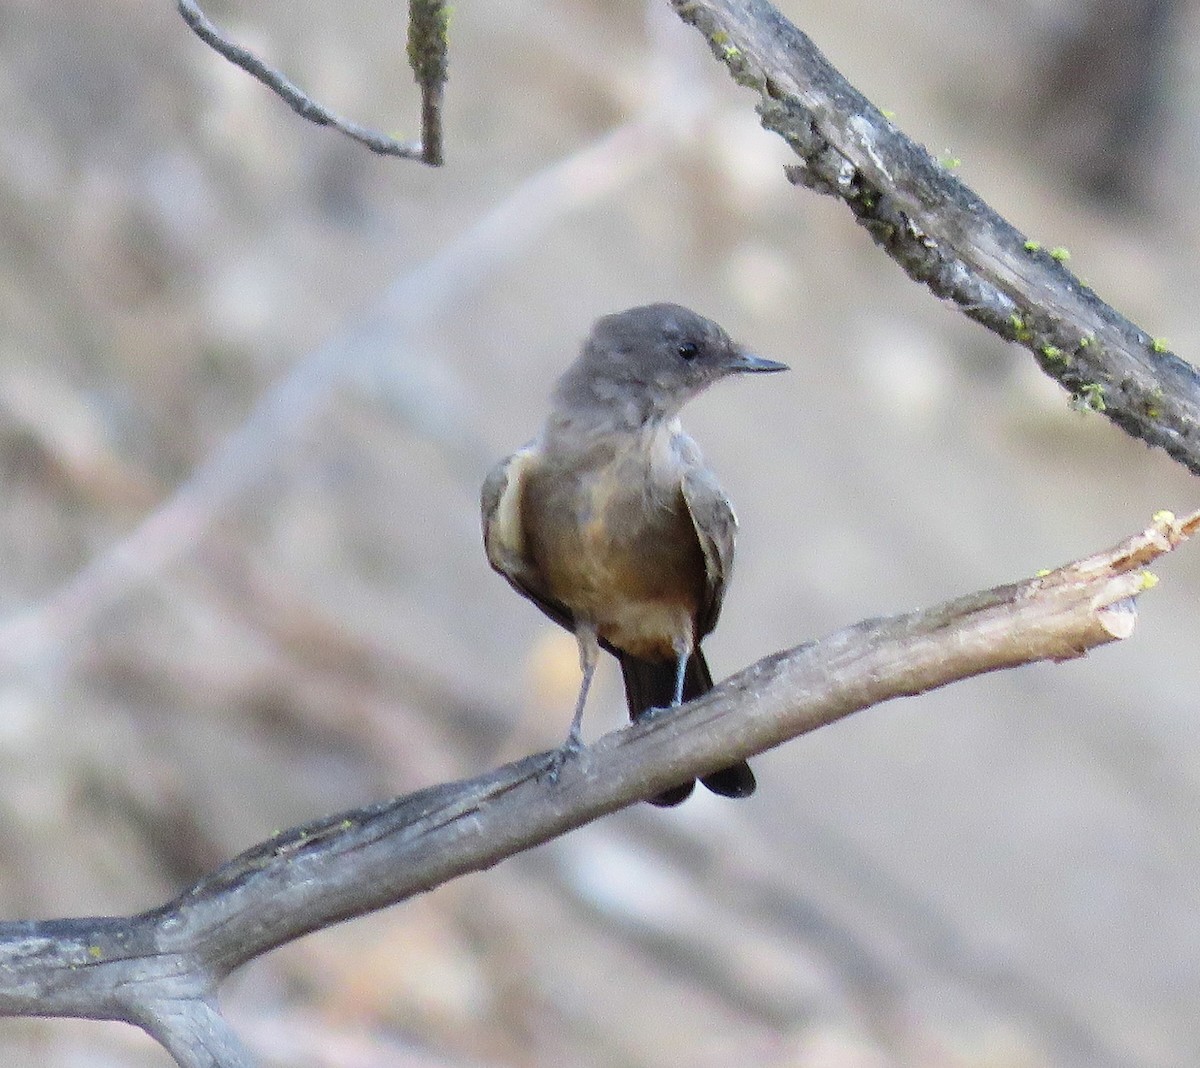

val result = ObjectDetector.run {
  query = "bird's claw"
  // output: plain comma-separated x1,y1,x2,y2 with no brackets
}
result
542,731,584,784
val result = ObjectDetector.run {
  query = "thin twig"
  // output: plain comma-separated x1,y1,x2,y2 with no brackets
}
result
0,511,1194,1067
176,0,444,163
671,0,1200,475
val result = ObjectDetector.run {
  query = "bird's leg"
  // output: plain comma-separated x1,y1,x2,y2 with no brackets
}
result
641,638,693,724
564,620,599,750
670,630,697,707
670,648,688,707
543,622,598,784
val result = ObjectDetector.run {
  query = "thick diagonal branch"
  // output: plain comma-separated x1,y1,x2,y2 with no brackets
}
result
671,0,1200,474
0,511,1194,1067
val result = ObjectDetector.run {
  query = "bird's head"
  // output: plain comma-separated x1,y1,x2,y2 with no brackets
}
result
556,303,787,426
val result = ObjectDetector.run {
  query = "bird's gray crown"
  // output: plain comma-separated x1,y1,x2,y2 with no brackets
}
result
549,303,783,433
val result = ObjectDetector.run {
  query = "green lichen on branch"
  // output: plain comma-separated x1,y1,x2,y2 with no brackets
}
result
406,0,449,165
1009,313,1032,342
669,0,1200,475
675,1,767,90
1072,383,1107,413
407,0,449,86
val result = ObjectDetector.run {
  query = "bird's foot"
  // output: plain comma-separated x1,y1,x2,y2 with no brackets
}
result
541,727,584,784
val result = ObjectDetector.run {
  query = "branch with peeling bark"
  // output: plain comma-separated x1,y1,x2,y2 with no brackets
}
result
0,512,1195,1067
672,0,1200,474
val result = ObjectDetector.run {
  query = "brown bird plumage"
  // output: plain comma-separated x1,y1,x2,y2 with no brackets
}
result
482,303,787,805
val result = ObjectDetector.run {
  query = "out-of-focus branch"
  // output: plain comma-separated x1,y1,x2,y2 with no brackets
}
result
0,105,681,671
671,0,1200,475
177,0,448,164
0,510,1194,1068
1032,0,1176,207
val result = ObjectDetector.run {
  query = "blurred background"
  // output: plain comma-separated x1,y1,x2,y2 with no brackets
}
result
1,0,1198,1065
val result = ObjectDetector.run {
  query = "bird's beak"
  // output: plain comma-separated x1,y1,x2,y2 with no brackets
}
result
730,347,789,374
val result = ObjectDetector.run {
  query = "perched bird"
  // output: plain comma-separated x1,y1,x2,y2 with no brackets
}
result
482,303,787,805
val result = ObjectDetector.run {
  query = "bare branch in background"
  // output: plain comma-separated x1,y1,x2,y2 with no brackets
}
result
671,0,1200,475
177,0,448,163
0,510,1195,1067
0,106,681,671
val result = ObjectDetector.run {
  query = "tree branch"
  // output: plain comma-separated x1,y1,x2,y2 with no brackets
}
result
0,510,1195,1066
671,0,1200,474
177,0,447,164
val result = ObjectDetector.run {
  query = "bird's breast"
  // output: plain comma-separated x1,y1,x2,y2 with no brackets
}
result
522,447,705,658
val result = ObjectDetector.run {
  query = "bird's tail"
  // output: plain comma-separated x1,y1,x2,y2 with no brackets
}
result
618,650,756,807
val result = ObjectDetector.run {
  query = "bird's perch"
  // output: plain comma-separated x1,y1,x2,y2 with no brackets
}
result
0,510,1194,1068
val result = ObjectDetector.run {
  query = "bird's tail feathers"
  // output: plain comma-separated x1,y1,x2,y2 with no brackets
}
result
617,650,756,805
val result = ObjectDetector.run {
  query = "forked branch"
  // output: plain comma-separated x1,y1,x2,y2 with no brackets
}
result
0,510,1195,1067
177,0,448,164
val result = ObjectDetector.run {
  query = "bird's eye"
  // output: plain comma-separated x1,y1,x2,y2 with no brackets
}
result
677,341,699,361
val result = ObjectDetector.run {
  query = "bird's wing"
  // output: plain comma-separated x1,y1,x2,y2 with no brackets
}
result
680,461,737,639
481,445,577,634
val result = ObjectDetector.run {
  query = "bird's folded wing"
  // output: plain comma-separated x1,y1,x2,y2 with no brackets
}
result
481,445,577,634
680,464,737,639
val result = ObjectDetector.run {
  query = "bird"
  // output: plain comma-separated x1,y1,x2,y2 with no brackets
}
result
481,303,787,805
